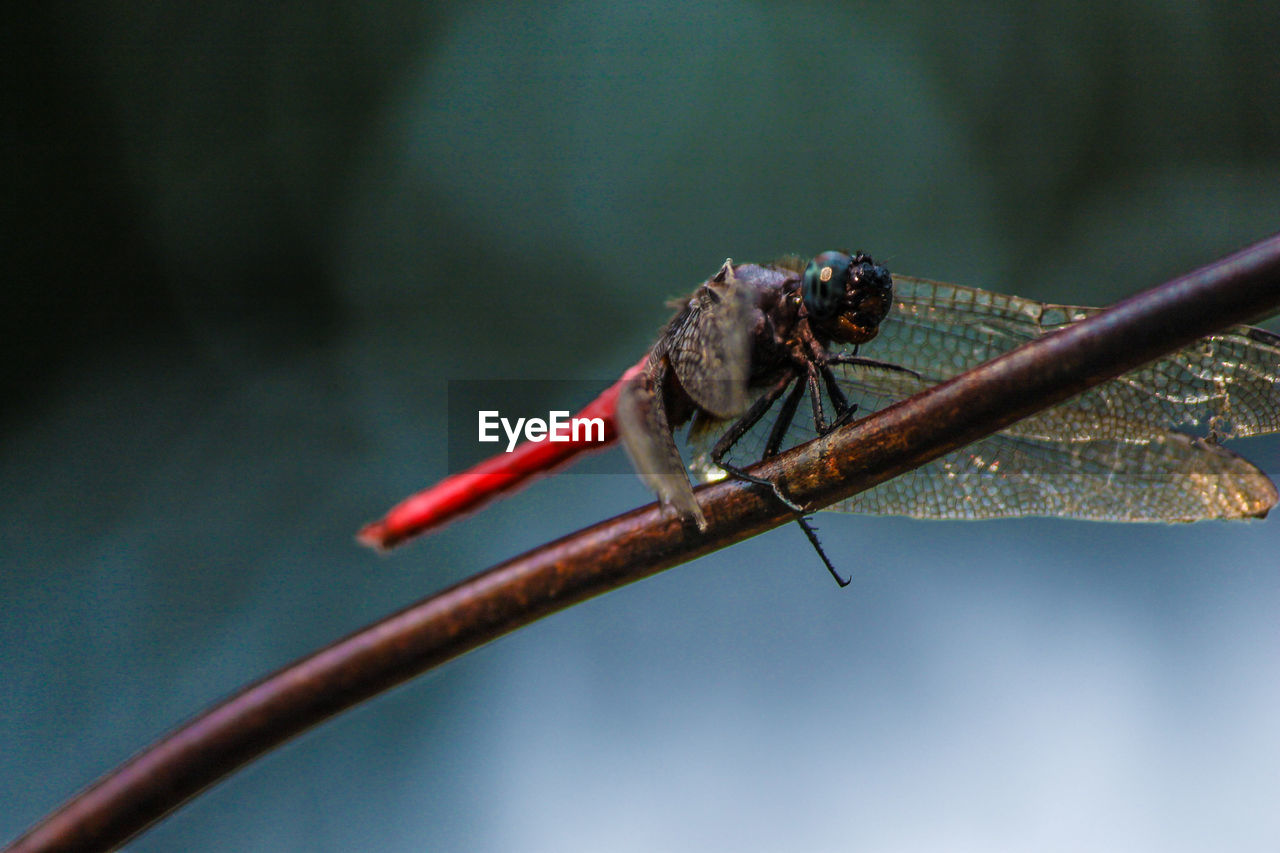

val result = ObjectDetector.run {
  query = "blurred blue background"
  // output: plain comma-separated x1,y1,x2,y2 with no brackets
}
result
5,3,1280,850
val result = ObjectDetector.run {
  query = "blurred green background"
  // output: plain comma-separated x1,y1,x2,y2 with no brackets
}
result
5,3,1280,850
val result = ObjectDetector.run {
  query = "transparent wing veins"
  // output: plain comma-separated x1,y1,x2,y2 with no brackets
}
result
686,276,1280,522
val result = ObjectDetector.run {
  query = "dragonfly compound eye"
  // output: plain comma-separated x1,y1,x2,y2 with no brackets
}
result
804,251,893,345
803,251,853,319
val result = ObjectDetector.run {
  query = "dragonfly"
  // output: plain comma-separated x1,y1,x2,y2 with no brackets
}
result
360,251,1280,583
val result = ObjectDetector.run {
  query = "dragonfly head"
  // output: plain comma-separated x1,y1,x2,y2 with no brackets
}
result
802,250,894,345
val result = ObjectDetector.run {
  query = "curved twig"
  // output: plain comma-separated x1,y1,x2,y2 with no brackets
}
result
10,232,1280,852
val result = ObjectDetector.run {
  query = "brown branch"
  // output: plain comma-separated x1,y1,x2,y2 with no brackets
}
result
10,232,1280,853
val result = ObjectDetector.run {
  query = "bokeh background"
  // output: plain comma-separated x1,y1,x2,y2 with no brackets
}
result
6,3,1280,850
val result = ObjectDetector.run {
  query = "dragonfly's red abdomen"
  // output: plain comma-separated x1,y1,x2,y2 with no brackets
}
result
358,359,646,548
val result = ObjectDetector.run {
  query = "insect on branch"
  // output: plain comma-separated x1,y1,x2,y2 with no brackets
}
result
9,232,1280,853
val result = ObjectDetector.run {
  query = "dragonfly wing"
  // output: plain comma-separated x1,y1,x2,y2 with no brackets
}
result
616,359,708,529
841,425,1277,521
883,276,1280,440
663,262,757,419
687,275,1280,521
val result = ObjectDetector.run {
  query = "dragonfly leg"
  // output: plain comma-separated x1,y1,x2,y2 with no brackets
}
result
806,361,863,434
825,352,922,380
795,516,850,587
755,377,853,583
762,373,808,458
805,365,832,433
710,373,806,513
817,352,921,433
818,362,858,433
716,369,853,588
